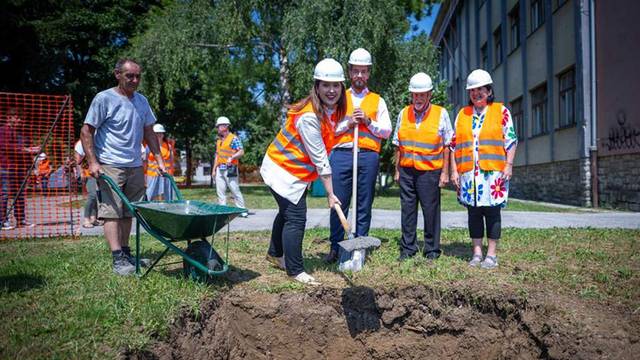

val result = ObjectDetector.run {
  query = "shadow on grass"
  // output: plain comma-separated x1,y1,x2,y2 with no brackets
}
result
0,273,46,293
441,241,473,260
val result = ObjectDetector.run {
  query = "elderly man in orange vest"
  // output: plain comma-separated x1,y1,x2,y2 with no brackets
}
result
393,72,453,261
324,48,392,263
212,116,247,217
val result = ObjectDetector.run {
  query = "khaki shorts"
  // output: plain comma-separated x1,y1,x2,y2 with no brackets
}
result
97,165,145,219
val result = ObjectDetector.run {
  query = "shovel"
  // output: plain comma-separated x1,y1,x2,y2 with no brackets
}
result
333,204,380,271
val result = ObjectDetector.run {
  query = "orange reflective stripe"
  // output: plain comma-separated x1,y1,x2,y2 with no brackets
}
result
267,102,335,182
454,103,506,173
397,104,444,171
334,90,382,152
215,133,239,168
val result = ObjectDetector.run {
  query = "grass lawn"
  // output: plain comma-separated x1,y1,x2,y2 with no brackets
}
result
1,228,638,358
183,185,581,212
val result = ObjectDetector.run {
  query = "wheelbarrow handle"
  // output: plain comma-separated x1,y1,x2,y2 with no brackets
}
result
99,173,137,215
161,172,183,201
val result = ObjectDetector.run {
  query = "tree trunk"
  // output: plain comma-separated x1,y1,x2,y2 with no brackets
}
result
278,45,290,127
185,138,192,187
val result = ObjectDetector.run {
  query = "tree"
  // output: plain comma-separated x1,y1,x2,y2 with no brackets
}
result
129,0,443,183
0,0,163,128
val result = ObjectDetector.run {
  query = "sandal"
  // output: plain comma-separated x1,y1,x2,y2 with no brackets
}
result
82,221,94,229
93,220,104,226
480,255,499,269
468,254,483,267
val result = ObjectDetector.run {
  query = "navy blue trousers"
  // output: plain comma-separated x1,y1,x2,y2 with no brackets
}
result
329,149,379,251
399,166,442,257
268,188,306,276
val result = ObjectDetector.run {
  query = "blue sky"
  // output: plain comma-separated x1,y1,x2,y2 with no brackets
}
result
406,3,441,38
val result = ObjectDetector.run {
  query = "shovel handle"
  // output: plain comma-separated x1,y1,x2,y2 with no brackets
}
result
333,204,350,233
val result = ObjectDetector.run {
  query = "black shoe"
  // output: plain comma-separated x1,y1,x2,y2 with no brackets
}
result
126,253,151,267
398,253,414,262
323,249,338,264
424,252,441,260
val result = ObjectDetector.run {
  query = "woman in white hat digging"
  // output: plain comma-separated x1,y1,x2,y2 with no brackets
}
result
260,58,346,285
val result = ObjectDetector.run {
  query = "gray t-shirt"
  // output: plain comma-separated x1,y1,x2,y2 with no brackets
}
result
84,88,156,167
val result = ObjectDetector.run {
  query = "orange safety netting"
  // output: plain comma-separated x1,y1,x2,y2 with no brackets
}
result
0,92,81,239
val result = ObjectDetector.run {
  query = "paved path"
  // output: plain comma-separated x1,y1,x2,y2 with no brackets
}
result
79,208,640,236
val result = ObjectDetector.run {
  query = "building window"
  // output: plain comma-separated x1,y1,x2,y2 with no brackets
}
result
481,43,488,69
558,68,576,128
509,3,520,52
530,0,545,33
554,0,568,11
510,97,524,140
531,83,548,136
493,26,503,66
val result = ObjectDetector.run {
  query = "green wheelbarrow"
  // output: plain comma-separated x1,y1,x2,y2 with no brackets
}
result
100,173,246,280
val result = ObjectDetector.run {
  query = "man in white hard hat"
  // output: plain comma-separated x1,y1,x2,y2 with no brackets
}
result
392,72,453,261
212,116,247,217
324,48,392,263
145,123,174,201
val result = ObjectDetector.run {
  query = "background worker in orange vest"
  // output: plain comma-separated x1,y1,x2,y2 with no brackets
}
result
35,153,51,190
260,58,345,285
74,140,102,228
450,69,518,270
212,116,247,217
324,48,392,263
393,72,453,261
145,123,174,201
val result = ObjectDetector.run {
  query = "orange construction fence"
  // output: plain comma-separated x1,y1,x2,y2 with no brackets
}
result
0,92,81,239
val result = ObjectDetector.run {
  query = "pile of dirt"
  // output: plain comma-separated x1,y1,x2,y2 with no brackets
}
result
128,286,639,359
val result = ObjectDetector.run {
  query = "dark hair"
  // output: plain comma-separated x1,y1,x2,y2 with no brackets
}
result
288,80,347,124
114,58,141,73
467,85,495,106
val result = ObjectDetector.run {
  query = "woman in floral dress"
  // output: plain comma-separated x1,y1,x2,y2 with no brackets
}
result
450,69,518,269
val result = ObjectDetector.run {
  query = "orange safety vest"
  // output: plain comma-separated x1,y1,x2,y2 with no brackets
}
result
266,102,336,182
334,89,382,152
397,104,445,171
146,141,173,177
454,102,506,174
215,133,239,169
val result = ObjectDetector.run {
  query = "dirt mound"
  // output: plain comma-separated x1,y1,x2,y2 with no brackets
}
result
128,286,639,360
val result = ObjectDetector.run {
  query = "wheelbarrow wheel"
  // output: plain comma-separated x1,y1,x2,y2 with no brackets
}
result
182,240,224,281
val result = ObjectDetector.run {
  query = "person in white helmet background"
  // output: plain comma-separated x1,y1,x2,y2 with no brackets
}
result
212,116,247,217
145,123,174,201
324,48,392,263
392,72,453,261
450,69,518,270
260,58,344,285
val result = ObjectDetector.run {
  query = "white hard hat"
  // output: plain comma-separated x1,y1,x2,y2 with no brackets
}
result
466,69,493,90
408,72,434,93
313,58,345,82
348,48,372,66
38,153,47,159
215,116,231,127
153,123,166,133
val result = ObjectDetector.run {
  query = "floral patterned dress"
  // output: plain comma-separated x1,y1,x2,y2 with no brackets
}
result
451,104,517,208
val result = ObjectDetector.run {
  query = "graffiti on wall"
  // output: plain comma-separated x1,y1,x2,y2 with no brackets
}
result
603,111,640,152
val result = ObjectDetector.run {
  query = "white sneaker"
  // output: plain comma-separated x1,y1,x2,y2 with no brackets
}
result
1,222,14,230
292,272,321,286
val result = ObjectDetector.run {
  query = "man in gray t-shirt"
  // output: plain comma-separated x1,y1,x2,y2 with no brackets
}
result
80,58,166,276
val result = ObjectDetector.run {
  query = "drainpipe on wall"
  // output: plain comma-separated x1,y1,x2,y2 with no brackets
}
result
589,0,599,208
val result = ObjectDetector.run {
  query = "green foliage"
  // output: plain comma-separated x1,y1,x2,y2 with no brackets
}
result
129,0,444,169
0,0,163,129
